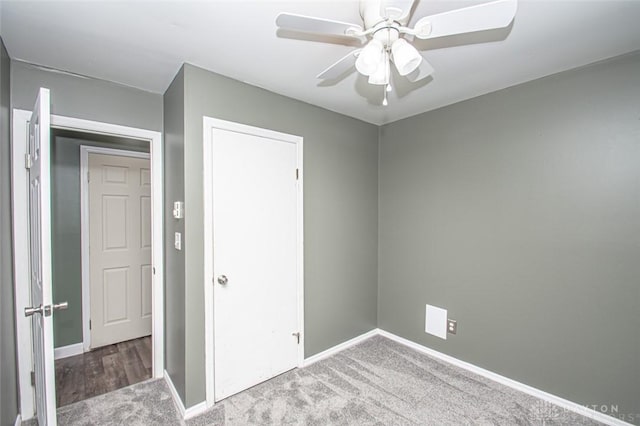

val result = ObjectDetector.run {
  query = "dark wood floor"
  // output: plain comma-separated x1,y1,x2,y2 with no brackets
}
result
55,336,152,407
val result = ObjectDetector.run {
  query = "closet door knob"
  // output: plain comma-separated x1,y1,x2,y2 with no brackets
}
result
217,275,228,285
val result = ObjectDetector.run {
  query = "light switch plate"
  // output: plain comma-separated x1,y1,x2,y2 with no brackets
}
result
174,232,182,250
425,304,447,340
173,201,184,219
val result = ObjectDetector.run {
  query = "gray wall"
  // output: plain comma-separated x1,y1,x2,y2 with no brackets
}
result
163,67,186,402
7,41,635,422
11,61,163,132
162,64,379,407
51,132,149,348
378,52,640,423
0,36,19,426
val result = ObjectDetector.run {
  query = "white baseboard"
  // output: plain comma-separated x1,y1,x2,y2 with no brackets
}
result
164,370,185,418
303,328,379,367
377,329,633,426
54,343,84,360
14,414,21,426
184,401,208,420
164,370,209,420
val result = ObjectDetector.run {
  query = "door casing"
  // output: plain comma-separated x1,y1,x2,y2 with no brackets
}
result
12,109,164,420
202,116,304,408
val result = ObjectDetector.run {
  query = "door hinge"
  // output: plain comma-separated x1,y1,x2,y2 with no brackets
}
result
89,319,92,330
25,154,32,169
30,371,35,387
292,332,300,344
153,267,156,275
295,168,299,180
87,170,90,182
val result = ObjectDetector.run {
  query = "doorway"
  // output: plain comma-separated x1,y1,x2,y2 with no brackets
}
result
50,133,153,407
12,103,164,422
203,117,305,405
83,149,152,350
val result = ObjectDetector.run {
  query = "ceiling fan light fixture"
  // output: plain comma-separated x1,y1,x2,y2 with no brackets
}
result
368,51,390,85
391,38,422,76
355,39,384,76
276,0,519,107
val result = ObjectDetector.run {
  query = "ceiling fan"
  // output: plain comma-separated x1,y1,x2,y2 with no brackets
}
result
276,0,517,105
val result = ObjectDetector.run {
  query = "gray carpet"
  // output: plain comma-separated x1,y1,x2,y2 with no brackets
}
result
49,335,603,425
51,379,181,426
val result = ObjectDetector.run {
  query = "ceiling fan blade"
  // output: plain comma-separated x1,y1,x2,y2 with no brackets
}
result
413,0,517,40
406,55,434,82
276,13,363,37
317,49,362,79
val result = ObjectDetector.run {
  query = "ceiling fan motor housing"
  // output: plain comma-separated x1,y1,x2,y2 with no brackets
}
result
361,0,412,27
372,26,400,47
360,0,411,50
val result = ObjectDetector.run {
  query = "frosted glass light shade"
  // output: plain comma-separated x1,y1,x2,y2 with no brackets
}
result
391,38,422,76
368,53,389,85
355,39,384,76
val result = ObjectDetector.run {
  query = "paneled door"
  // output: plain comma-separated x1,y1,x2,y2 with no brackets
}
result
88,152,152,348
23,87,58,425
211,125,301,401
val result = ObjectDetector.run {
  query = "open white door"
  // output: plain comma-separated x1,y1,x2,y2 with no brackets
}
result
23,88,62,426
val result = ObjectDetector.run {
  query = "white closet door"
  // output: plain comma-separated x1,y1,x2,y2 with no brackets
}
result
212,127,300,401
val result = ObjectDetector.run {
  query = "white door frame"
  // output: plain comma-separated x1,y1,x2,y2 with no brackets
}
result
12,109,164,419
80,146,152,352
202,117,304,408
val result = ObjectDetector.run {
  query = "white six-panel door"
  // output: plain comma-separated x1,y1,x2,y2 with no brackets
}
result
26,88,57,425
88,153,152,348
211,126,301,401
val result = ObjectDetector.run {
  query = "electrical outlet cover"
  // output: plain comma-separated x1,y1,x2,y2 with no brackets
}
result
447,319,457,335
425,304,447,340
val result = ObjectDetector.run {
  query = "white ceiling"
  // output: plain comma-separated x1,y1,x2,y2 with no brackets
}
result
1,0,639,125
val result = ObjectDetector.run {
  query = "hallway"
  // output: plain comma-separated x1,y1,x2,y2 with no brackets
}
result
55,336,152,407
